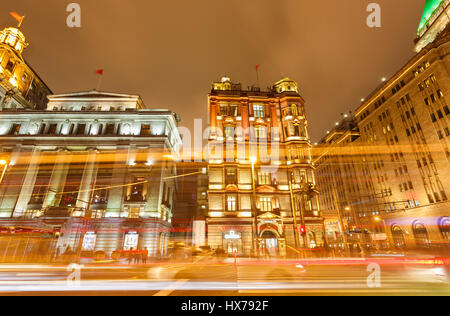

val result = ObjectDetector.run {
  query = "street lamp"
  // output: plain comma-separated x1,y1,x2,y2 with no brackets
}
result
250,157,259,258
288,172,301,256
373,216,389,249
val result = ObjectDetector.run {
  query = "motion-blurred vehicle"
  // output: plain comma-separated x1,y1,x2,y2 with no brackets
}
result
403,252,450,284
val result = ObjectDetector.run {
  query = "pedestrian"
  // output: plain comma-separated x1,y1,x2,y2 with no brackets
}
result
134,250,140,264
142,247,148,265
264,247,271,261
128,248,134,265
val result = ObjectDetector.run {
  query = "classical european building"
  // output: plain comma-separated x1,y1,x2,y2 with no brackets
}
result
0,90,182,259
206,77,324,257
315,0,450,252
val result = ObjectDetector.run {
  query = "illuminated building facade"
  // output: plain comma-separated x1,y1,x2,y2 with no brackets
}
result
415,0,450,53
0,90,182,258
315,3,450,252
206,77,324,257
0,25,52,110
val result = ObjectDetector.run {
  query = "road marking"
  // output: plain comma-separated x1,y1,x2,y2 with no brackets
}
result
153,279,189,296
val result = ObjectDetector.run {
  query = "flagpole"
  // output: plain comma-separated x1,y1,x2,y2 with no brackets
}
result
96,75,103,91
18,15,25,28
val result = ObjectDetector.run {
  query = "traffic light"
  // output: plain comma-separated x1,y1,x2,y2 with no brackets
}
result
299,226,306,235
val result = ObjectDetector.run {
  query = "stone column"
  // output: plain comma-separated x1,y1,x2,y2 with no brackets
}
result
0,146,27,217
13,147,41,217
43,149,70,208
105,147,128,217
76,149,97,210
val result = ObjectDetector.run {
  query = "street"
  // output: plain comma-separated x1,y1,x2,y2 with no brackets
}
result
0,257,448,296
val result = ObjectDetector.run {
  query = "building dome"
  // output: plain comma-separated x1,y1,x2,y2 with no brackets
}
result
0,27,28,54
273,78,299,93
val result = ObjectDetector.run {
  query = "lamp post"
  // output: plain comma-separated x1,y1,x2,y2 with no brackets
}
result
250,156,259,258
374,216,389,249
288,172,301,255
332,187,350,256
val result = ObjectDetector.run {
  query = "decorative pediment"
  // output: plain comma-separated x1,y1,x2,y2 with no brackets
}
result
258,212,282,219
225,184,239,192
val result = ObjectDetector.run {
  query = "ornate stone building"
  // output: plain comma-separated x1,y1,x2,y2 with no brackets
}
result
0,90,182,258
0,25,52,110
315,0,450,252
206,77,324,257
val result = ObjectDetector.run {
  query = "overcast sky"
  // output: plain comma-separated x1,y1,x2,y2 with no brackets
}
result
3,0,425,142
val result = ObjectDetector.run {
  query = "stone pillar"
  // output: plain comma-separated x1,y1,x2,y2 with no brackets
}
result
13,147,41,217
105,147,128,217
76,149,97,210
0,146,27,217
43,149,70,208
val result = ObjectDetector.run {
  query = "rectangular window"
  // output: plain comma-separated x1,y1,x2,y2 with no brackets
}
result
431,114,437,122
226,195,237,212
254,126,267,139
224,126,235,139
230,105,239,117
225,168,237,185
48,124,57,134
253,105,264,118
219,105,228,116
258,171,271,185
77,124,86,135
260,197,273,213
105,124,115,135
5,59,15,72
140,124,151,136
9,124,21,135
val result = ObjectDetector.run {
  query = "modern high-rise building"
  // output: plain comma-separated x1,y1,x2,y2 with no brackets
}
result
315,0,450,252
206,77,324,257
0,25,52,110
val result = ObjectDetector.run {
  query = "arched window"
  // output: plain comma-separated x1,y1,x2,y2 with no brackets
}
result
439,217,450,240
412,222,430,248
391,225,406,248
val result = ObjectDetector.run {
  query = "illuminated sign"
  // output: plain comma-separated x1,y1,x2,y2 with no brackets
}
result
124,232,139,250
224,231,241,240
82,232,96,251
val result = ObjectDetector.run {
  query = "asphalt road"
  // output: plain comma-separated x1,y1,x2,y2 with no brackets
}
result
0,257,449,296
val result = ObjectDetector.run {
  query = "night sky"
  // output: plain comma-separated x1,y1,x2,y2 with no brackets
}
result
3,0,425,142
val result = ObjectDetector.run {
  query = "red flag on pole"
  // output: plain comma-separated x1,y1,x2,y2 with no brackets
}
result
9,12,24,27
95,69,104,75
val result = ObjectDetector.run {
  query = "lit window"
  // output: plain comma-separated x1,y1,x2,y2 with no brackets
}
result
258,171,271,185
253,105,264,118
260,197,273,212
254,126,267,139
226,195,237,211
